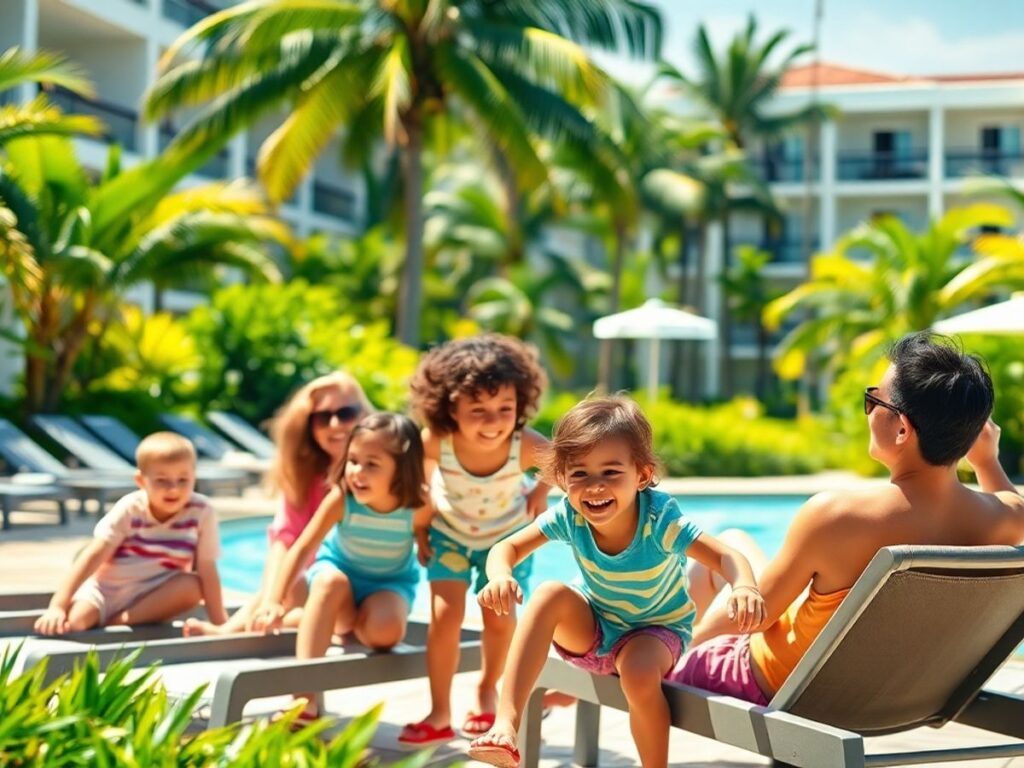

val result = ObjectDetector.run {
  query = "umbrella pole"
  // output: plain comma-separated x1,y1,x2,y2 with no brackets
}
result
647,338,660,403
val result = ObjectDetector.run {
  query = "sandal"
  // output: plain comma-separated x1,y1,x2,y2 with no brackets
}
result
397,720,456,746
467,741,521,768
461,711,496,736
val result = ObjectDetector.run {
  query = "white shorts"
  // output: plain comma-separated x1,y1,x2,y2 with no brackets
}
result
72,573,177,624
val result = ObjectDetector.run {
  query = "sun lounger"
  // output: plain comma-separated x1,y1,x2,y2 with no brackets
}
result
159,413,270,475
518,545,1024,768
207,411,275,460
0,480,68,529
71,414,250,495
0,418,136,514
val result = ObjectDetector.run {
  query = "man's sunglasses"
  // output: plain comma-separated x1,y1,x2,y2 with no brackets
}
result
309,405,362,428
863,387,901,417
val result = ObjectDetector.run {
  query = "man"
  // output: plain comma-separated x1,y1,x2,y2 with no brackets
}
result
673,332,1024,704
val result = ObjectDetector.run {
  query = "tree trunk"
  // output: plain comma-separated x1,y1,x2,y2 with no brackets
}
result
689,223,707,398
396,113,425,347
719,211,734,398
490,146,522,273
596,221,628,393
670,220,691,399
755,318,769,401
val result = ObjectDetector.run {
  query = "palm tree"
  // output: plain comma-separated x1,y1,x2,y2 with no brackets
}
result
662,16,827,394
0,135,286,413
764,204,1024,382
143,0,662,347
720,245,780,399
0,47,102,144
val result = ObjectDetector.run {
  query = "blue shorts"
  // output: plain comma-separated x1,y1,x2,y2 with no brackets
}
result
426,527,533,594
306,556,418,609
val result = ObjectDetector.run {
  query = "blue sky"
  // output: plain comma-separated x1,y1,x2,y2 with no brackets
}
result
650,1,1024,77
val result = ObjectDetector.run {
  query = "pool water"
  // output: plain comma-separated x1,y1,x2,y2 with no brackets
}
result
219,495,805,619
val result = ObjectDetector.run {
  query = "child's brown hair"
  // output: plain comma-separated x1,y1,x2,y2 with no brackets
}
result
410,333,547,435
328,413,427,509
136,431,196,473
537,396,660,489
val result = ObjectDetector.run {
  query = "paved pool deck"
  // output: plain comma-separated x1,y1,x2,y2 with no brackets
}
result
1,473,1022,766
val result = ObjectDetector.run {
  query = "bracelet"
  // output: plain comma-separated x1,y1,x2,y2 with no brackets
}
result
731,585,762,596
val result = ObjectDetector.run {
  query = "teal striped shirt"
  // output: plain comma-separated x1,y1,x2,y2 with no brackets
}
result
318,495,417,581
536,488,702,655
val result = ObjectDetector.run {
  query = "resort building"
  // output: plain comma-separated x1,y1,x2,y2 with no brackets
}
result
715,62,1024,396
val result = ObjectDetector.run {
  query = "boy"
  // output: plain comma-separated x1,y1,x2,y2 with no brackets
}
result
35,432,227,634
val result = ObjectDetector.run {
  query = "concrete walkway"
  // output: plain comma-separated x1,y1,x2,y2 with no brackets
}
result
1,480,1022,766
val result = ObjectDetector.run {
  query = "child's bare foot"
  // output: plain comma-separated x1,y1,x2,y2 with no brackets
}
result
463,684,498,735
468,721,520,768
182,618,226,637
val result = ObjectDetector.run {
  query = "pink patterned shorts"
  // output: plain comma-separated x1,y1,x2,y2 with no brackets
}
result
669,633,770,706
553,623,684,677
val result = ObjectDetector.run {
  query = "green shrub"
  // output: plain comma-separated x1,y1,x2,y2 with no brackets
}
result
0,645,429,767
534,393,830,477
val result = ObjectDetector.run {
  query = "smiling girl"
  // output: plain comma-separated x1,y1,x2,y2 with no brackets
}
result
400,334,551,747
468,396,765,768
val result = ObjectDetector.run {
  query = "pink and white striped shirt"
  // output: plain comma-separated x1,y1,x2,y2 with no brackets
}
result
91,490,220,588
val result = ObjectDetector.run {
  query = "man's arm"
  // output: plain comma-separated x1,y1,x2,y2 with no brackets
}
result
965,419,1020,496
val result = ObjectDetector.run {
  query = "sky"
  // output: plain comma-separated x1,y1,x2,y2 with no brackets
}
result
647,0,1024,78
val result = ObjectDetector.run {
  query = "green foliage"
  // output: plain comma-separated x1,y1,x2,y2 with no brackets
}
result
0,646,430,767
534,393,830,476
186,281,419,423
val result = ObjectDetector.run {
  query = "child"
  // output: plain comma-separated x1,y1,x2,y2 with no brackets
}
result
251,413,426,723
35,432,226,635
399,334,551,746
184,371,372,636
468,397,765,768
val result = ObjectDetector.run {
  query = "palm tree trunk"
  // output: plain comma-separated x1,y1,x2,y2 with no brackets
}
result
490,146,522,273
755,318,769,401
719,211,734,397
671,221,691,398
597,221,628,393
689,223,707,398
396,113,425,347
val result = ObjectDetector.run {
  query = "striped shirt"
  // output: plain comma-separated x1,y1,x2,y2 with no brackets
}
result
92,489,219,588
317,495,417,580
537,488,702,655
430,432,533,549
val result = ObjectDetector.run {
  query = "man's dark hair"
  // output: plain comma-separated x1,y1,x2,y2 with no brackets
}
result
888,332,993,466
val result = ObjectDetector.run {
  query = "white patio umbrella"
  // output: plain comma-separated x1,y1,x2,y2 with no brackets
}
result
593,298,717,401
933,293,1024,335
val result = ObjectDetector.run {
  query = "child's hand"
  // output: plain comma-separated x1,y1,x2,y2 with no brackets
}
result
34,607,69,636
250,602,285,634
727,585,765,633
414,527,433,566
526,484,548,519
477,576,523,616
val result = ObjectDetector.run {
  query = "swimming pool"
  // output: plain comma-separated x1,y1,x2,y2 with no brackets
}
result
218,495,805,619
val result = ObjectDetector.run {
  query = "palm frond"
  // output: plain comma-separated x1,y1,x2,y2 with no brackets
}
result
0,97,102,145
0,47,94,97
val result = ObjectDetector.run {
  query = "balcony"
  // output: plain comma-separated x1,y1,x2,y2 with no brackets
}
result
159,122,229,177
735,237,819,265
0,89,16,106
312,179,357,222
945,148,1024,179
46,85,137,151
752,155,818,184
837,149,928,181
162,0,217,27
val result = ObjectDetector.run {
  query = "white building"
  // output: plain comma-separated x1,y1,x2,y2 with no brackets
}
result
0,0,363,393
718,62,1024,396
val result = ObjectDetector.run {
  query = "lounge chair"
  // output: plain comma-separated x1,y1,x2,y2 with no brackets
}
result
159,414,270,475
207,411,275,460
0,418,136,514
518,545,1024,768
68,414,250,495
0,479,68,530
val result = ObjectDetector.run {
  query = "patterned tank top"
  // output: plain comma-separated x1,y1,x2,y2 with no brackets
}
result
318,495,417,580
429,431,534,549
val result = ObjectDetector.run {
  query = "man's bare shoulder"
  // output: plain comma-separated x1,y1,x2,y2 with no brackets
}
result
977,487,1024,543
800,486,905,526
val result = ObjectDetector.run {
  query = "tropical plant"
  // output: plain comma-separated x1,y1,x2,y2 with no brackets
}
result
0,47,101,145
720,245,783,399
0,645,429,766
764,204,1024,382
144,0,663,347
0,135,286,413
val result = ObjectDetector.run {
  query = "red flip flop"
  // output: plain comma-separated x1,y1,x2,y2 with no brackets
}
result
397,720,456,747
467,741,521,768
462,711,496,736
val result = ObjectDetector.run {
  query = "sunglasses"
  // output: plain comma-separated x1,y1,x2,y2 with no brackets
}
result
309,404,362,429
863,387,902,417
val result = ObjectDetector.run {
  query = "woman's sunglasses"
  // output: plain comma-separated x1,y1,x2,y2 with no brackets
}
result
309,405,362,429
863,387,901,417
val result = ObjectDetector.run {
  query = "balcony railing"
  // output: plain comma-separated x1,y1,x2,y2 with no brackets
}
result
735,237,819,265
0,89,16,106
752,155,818,183
837,149,928,181
945,148,1024,178
46,85,137,151
162,0,217,27
159,122,229,177
312,179,357,222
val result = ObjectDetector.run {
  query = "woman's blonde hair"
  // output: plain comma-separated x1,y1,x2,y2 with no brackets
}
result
266,371,373,508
